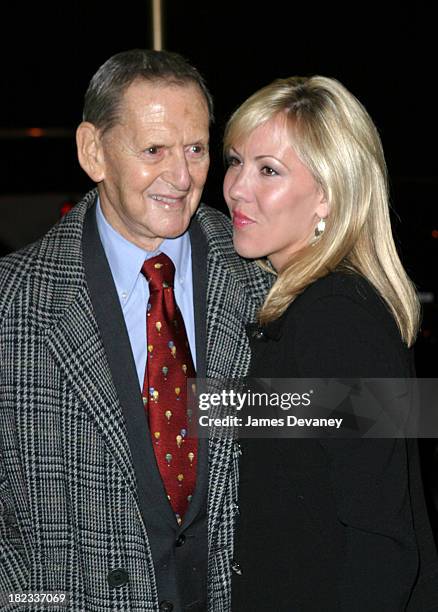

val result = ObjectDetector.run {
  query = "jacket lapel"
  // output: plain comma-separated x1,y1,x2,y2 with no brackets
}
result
45,289,141,497
81,203,177,529
181,216,209,527
30,193,140,503
192,206,272,553
189,216,207,380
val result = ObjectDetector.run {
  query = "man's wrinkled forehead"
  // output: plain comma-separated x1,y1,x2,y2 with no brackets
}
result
116,79,208,125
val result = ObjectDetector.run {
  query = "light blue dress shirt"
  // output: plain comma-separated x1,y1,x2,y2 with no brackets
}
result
95,199,196,389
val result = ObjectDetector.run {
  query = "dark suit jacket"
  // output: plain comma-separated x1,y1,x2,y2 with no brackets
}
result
232,272,438,611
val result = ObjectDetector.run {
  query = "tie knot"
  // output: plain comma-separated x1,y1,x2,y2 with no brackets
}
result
141,253,175,292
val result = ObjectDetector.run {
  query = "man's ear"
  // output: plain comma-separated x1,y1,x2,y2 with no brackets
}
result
76,122,105,182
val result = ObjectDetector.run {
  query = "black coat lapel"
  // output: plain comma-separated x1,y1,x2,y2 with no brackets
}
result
189,217,207,379
181,216,209,526
82,204,177,529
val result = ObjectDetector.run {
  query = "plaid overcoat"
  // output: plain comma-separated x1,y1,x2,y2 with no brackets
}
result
0,190,269,611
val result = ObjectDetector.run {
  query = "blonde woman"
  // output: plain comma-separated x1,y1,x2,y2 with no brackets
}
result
223,77,438,611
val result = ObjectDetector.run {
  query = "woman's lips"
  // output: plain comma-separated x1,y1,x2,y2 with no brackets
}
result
232,210,255,228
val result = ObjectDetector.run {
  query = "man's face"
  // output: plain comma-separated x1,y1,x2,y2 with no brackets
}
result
96,80,210,251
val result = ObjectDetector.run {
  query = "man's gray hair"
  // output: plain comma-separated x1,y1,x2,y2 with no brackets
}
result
83,49,214,133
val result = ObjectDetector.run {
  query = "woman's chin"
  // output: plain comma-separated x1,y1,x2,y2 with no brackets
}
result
233,238,264,260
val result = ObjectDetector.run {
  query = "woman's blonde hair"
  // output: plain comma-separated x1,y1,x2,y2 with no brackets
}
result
224,76,419,346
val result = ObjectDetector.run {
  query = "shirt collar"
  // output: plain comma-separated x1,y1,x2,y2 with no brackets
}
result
96,198,191,301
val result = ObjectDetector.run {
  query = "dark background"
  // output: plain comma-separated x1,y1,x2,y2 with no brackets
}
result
1,3,436,358
1,0,437,466
1,0,438,541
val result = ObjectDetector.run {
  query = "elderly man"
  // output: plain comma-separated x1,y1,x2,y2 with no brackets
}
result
0,50,268,611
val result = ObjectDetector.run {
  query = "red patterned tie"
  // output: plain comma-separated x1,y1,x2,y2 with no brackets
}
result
141,253,197,525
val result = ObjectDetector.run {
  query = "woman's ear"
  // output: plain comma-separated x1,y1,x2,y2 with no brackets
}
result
315,189,329,220
76,122,105,183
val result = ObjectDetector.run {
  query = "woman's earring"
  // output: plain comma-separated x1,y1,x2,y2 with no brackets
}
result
315,217,326,237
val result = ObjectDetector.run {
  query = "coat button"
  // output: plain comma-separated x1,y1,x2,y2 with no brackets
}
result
175,534,186,547
107,568,129,588
231,560,242,575
159,601,174,612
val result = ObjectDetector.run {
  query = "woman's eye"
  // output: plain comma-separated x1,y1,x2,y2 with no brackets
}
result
226,155,241,167
261,166,278,176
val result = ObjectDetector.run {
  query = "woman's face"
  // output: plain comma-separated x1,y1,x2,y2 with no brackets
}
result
223,113,327,271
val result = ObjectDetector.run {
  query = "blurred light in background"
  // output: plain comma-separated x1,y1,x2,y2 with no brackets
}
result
60,200,76,217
